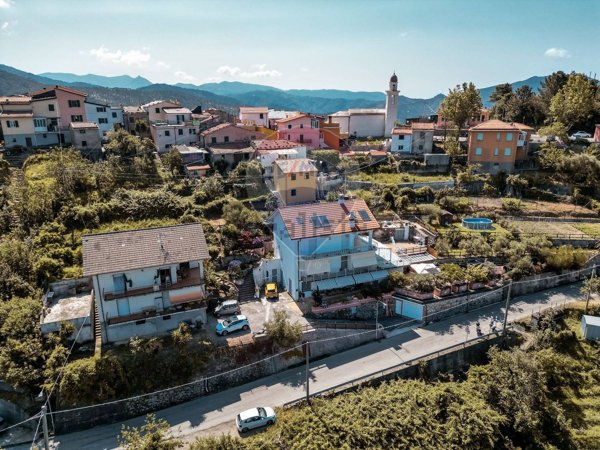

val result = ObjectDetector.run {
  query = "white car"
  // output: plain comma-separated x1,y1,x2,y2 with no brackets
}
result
215,314,249,336
570,131,591,140
236,407,276,432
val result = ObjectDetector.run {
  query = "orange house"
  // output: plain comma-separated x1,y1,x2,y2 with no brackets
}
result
467,120,534,174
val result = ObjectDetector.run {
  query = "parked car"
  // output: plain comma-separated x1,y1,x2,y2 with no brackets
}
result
213,299,241,317
264,282,278,300
216,315,249,336
570,131,592,140
236,407,276,432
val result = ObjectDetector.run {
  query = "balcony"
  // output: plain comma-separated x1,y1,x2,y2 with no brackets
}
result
301,265,380,283
103,269,203,301
106,299,205,326
299,244,375,260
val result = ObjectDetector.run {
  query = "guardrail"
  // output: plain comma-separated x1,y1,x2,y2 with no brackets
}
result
283,327,512,408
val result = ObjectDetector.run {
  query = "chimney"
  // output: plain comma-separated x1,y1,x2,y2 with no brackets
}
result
338,194,345,206
348,212,356,229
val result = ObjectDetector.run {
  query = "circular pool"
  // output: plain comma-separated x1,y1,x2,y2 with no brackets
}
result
462,217,493,230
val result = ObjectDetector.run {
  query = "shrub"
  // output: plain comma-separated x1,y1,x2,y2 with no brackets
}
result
264,310,303,348
502,198,522,213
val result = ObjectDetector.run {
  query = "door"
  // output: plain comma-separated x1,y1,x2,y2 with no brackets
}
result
340,255,349,271
113,274,126,294
272,268,278,282
25,137,32,147
116,298,130,317
159,268,172,287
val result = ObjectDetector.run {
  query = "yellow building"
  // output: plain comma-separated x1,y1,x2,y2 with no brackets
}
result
273,158,318,205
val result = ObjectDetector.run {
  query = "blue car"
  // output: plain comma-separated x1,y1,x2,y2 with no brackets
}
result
216,314,250,336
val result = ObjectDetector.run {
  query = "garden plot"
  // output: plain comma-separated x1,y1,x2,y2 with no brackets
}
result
509,221,592,237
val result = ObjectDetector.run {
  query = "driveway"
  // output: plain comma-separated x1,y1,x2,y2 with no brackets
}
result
207,292,310,346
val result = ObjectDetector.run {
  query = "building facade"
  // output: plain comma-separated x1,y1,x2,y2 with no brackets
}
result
85,101,123,137
276,114,322,148
82,223,209,344
467,119,534,173
69,122,102,156
239,107,269,127
273,158,318,205
199,123,264,147
148,105,200,153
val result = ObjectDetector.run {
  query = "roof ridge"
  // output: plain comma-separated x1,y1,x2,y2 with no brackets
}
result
82,222,202,238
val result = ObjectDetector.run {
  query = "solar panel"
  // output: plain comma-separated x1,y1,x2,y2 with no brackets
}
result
358,210,371,222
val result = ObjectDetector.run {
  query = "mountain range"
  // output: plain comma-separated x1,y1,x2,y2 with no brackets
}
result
0,64,545,121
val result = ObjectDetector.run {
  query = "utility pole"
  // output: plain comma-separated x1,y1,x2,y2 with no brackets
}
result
375,303,379,340
305,341,310,403
502,280,513,336
41,404,50,450
585,268,596,314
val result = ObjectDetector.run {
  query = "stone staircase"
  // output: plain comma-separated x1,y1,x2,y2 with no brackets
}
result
92,297,102,355
238,272,256,303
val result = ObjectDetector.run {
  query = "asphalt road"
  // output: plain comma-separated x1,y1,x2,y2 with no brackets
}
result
46,283,587,449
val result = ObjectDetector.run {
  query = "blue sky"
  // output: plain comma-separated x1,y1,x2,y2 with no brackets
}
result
0,0,598,97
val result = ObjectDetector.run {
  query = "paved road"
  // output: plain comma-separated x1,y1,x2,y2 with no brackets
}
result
47,283,587,449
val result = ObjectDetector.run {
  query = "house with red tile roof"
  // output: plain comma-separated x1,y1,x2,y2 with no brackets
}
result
199,122,264,146
253,139,308,173
276,113,322,148
273,158,318,205
254,197,409,300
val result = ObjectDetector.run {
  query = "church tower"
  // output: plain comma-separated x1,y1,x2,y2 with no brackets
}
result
384,72,399,137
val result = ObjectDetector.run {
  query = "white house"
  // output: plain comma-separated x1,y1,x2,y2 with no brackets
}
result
82,223,210,344
253,139,307,174
391,122,435,155
239,106,269,127
84,101,124,137
328,73,399,138
148,106,200,153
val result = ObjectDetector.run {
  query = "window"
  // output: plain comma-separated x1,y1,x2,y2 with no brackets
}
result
287,124,292,129
475,147,483,156
398,135,404,140
178,129,183,135
224,136,229,143
259,113,264,119
287,134,291,140
476,132,484,141
155,108,160,114
71,115,83,122
68,100,80,108
81,140,87,147
42,133,47,138
504,147,512,156
311,119,319,128
96,106,106,113
98,118,108,124
304,173,310,180
34,118,46,128
300,123,304,129
418,144,423,150
129,117,134,123
506,133,513,141
299,134,304,142
358,210,371,222
398,145,404,150
189,129,196,134
165,130,170,136
48,104,55,112
291,173,297,181
6,120,19,128
494,148,499,156
312,215,331,227
496,132,501,141
211,137,217,144
291,189,297,197
112,112,117,118
79,129,86,134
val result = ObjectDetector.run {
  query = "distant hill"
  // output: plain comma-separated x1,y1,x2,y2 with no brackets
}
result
39,72,153,89
0,64,548,122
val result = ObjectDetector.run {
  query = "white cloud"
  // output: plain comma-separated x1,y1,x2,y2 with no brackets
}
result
156,60,171,69
88,46,151,65
206,76,222,82
216,64,282,79
300,67,309,72
0,0,13,9
544,47,571,59
1,22,7,30
174,70,197,82
217,65,241,76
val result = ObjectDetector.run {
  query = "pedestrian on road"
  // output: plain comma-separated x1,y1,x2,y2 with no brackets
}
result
476,321,482,336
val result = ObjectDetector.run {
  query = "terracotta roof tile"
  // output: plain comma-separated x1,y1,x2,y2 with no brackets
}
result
277,199,379,240
275,113,308,124
469,119,532,132
253,139,301,150
200,122,233,136
30,85,87,98
411,122,435,130
239,106,268,114
82,223,209,276
392,126,412,135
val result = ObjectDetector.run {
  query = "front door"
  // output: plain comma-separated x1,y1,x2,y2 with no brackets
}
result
25,137,32,147
113,274,126,294
116,298,130,316
159,268,172,287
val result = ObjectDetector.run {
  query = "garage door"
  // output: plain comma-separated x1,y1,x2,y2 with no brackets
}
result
402,299,423,320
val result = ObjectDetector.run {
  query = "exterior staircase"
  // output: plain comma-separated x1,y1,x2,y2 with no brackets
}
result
92,296,102,355
238,272,256,303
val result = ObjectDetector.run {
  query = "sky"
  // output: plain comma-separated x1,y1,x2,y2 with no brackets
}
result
0,0,598,98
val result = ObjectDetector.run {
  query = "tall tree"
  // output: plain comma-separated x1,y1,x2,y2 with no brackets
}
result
439,82,483,133
550,74,597,129
538,71,569,113
489,83,513,102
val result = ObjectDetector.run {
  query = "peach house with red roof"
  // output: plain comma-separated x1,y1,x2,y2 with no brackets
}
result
254,197,413,299
276,114,322,148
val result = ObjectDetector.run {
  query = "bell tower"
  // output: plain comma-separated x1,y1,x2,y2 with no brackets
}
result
385,72,399,137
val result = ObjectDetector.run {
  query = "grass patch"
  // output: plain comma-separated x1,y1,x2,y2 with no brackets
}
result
508,221,590,237
572,223,600,238
437,222,511,235
348,172,452,184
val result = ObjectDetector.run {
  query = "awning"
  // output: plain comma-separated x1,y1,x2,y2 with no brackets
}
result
335,276,356,288
305,259,331,276
353,272,374,284
370,270,389,281
350,252,378,269
170,286,204,304
312,278,337,291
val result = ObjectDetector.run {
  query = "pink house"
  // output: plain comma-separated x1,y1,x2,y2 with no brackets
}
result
276,114,322,148
200,122,265,147
31,86,88,127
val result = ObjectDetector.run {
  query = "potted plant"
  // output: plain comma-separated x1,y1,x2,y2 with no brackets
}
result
406,274,435,300
438,264,467,293
434,273,453,297
466,264,490,290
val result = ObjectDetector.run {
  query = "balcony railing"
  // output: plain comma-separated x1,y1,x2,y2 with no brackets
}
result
106,299,205,326
299,245,375,260
103,269,203,301
300,265,381,283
